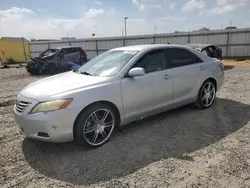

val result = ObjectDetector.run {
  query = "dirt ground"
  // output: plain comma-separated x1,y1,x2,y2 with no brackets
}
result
0,62,250,188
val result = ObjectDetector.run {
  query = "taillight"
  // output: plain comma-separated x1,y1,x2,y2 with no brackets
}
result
219,62,224,71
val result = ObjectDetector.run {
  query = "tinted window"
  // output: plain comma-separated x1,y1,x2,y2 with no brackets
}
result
133,50,166,73
69,48,77,53
60,48,71,55
166,48,202,68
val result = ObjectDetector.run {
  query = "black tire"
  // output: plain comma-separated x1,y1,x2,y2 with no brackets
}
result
195,80,216,109
74,103,117,148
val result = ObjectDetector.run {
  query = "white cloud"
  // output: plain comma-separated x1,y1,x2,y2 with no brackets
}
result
84,9,105,18
202,0,250,15
94,1,102,5
0,7,34,15
182,0,204,12
0,7,34,21
132,0,165,11
0,7,115,39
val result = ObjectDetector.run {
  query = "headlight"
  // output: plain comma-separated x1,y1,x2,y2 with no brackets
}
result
31,98,73,114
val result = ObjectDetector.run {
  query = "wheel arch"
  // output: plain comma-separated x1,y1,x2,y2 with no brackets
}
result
73,100,121,140
204,77,217,91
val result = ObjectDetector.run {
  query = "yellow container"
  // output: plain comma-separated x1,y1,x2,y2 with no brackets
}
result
0,37,30,63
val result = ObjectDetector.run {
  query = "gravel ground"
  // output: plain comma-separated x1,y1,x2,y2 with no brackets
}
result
0,64,250,188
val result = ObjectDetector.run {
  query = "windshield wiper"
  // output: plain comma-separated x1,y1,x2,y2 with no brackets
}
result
80,71,92,76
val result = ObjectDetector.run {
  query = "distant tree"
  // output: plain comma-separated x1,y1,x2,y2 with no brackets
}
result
225,26,237,30
199,27,210,31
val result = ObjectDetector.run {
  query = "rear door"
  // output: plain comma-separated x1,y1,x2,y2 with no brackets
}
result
165,48,205,103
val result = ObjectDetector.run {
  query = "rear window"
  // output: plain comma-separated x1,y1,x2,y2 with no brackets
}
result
165,48,202,67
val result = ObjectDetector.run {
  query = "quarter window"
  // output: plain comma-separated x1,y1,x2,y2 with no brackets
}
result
133,50,166,73
166,48,202,68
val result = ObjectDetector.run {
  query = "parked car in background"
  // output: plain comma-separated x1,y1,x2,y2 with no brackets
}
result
26,46,87,75
187,44,222,60
14,44,224,148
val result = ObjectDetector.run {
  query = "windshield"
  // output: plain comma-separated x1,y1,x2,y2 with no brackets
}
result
78,50,138,77
40,49,59,57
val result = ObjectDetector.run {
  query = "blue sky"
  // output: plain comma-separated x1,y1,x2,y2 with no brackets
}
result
0,0,249,39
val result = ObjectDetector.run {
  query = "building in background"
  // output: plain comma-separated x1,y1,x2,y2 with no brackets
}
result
0,37,30,63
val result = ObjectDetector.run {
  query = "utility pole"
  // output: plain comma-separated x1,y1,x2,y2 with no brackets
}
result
124,17,128,37
154,27,157,35
153,27,156,44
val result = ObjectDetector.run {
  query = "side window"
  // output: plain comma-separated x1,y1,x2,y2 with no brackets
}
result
133,50,166,73
59,48,71,55
166,48,202,68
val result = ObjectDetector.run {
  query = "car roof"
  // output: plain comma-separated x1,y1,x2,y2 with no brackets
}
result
56,46,82,49
186,43,213,50
111,44,193,52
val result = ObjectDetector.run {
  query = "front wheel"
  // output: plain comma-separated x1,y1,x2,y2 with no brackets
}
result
74,104,117,148
195,80,216,109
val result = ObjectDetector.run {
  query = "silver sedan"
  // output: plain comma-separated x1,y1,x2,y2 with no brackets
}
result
14,44,224,147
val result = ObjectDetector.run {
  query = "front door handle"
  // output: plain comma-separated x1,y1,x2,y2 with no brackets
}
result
163,74,172,80
200,66,204,70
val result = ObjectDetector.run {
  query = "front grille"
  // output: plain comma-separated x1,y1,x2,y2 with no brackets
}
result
15,101,30,113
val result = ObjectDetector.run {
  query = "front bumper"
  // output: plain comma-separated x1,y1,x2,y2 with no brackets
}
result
13,95,79,143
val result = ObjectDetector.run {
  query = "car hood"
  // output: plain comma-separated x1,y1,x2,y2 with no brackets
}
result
21,71,110,101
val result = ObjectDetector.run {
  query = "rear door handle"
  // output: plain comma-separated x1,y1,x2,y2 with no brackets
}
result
200,66,204,70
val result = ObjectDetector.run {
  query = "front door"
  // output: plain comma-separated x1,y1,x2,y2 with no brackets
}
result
121,49,174,122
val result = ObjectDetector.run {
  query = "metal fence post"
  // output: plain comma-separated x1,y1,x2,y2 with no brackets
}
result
226,31,230,59
187,32,190,44
123,38,125,46
95,40,98,55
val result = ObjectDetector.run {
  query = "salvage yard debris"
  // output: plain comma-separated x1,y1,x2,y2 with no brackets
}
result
26,46,87,75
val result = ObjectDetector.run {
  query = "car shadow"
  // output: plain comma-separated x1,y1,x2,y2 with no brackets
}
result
224,65,235,71
22,98,250,185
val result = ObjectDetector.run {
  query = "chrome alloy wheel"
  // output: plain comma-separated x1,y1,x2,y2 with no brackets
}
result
83,108,115,146
200,82,216,107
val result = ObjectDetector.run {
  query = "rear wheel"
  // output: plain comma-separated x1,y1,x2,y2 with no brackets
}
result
74,104,117,147
195,80,216,109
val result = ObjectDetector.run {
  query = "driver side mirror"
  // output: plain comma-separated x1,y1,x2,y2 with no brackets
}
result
128,67,145,77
